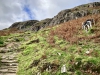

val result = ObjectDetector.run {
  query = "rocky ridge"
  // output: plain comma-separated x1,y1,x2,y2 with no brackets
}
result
9,2,100,31
9,20,39,31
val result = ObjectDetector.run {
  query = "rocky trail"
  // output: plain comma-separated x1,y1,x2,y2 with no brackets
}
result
0,52,18,75
0,42,20,75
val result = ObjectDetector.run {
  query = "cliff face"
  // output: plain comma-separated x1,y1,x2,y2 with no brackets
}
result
49,2,100,26
32,18,52,31
9,2,100,31
9,20,39,30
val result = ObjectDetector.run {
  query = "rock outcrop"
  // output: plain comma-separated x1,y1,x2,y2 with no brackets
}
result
32,18,52,31
9,2,100,31
49,2,100,26
9,20,39,30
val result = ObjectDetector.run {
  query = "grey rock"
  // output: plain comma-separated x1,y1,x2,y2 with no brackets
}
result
9,20,39,30
32,18,52,31
61,64,67,73
88,2,100,7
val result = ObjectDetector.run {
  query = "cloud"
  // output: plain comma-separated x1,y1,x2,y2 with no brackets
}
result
0,0,30,30
0,0,100,30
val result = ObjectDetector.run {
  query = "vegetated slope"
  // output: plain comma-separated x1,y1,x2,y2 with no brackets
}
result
0,28,18,36
17,14,100,75
49,14,100,44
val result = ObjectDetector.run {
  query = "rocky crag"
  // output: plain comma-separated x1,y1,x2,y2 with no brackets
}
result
9,2,100,31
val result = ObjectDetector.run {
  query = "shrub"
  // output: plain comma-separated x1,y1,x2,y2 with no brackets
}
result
48,14,100,44
0,36,8,47
0,37,4,45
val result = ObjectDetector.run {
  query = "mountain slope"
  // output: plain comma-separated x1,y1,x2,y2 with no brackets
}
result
0,2,100,75
0,13,100,75
16,14,100,75
9,2,100,31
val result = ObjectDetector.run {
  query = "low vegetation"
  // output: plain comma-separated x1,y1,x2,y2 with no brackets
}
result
17,14,100,75
0,36,7,47
0,14,100,75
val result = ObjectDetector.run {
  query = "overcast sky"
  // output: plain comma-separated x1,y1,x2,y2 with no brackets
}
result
0,0,100,30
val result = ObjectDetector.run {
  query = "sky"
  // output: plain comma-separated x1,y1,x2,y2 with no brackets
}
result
0,0,100,30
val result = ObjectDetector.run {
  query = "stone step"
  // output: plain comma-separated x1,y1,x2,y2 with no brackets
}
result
1,59,18,63
0,73,16,75
0,45,19,75
0,68,16,73
0,49,11,53
1,52,18,55
0,66,17,69
1,55,17,60
0,53,18,58
1,62,18,66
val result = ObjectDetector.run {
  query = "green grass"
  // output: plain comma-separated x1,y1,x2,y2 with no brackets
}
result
0,36,8,47
3,16,98,75
0,18,99,75
16,26,100,75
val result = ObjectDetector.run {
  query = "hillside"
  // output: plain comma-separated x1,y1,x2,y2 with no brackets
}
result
0,2,100,75
0,13,100,75
16,14,100,75
8,2,100,31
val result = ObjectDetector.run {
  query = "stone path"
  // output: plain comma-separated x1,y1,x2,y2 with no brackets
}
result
0,43,19,75
0,51,18,75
